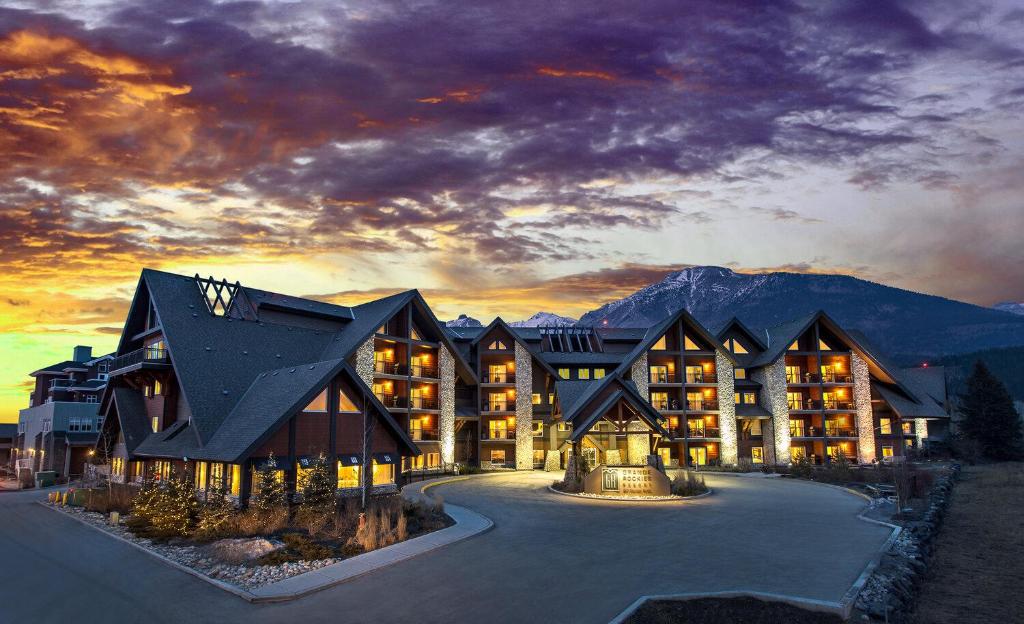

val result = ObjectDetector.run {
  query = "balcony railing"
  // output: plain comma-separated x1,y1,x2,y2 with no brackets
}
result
374,362,406,375
790,399,822,411
410,428,440,441
110,346,169,373
822,374,854,383
824,400,855,411
481,429,516,440
651,399,682,411
410,365,439,379
790,425,822,437
825,427,857,437
686,399,719,411
410,397,439,410
685,373,717,384
481,373,516,383
649,372,677,383
49,379,74,390
482,402,512,412
375,394,407,409
787,372,821,384
687,427,721,438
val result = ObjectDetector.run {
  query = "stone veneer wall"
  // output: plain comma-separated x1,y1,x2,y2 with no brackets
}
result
626,420,649,465
852,351,876,463
716,350,738,466
753,357,791,465
915,418,928,447
514,342,534,469
630,353,649,399
439,345,456,465
355,337,375,389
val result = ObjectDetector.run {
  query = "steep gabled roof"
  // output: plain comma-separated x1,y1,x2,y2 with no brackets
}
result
195,359,419,463
565,377,671,443
29,361,78,377
617,307,736,375
873,382,948,419
716,316,767,351
900,366,947,405
745,311,820,367
108,386,152,455
472,317,560,378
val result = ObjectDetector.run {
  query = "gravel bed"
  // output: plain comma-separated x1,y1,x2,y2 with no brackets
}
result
53,504,339,589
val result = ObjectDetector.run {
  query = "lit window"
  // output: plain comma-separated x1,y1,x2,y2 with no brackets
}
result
732,339,748,354
881,446,894,458
744,392,756,404
788,340,800,351
557,421,570,432
151,416,160,433
879,418,892,434
337,463,361,488
593,368,605,379
305,389,328,412
548,393,555,405
902,421,913,434
684,335,700,351
749,420,762,436
558,368,570,379
785,366,801,384
650,392,670,410
488,364,509,383
650,365,670,383
904,439,914,448
154,380,164,395
488,340,508,350
734,368,746,379
652,335,668,350
196,462,208,490
684,365,704,383
377,324,387,334
790,447,806,461
411,326,423,340
751,447,764,464
230,464,241,496
532,393,541,405
578,368,590,380
532,421,543,436
488,419,509,439
818,339,832,351
427,452,440,468
490,449,506,466
734,392,741,405
338,390,358,412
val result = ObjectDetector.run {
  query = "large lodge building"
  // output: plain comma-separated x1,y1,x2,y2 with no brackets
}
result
97,269,948,502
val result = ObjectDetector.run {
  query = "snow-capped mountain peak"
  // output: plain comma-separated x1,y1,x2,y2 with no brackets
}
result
446,314,482,327
994,302,1024,316
509,312,577,327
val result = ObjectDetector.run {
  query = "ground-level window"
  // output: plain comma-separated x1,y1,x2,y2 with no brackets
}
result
904,439,914,449
372,461,395,485
112,457,125,476
658,447,672,467
789,447,806,462
751,447,764,464
881,446,894,459
196,461,208,489
210,463,224,490
337,464,360,489
426,452,440,468
533,449,545,466
153,460,172,481
490,449,506,466
131,461,144,480
230,464,241,496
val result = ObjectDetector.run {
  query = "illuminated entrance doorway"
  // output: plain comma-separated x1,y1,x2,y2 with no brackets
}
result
689,446,708,466
582,447,598,471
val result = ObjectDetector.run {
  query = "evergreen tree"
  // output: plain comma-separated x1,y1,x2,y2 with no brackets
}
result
960,361,1023,461
301,453,336,511
252,453,287,513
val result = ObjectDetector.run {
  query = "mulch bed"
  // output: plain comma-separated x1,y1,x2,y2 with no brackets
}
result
625,597,844,624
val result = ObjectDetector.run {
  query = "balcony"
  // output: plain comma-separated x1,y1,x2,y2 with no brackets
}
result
48,379,74,391
825,427,857,437
687,427,721,439
482,402,513,413
823,400,855,411
649,372,678,384
375,393,407,409
481,372,516,384
410,397,439,410
110,346,170,375
651,399,683,411
481,429,516,440
788,372,821,384
374,362,407,376
410,427,440,441
822,373,854,384
790,399,822,411
790,426,823,438
686,399,719,411
409,364,439,379
685,373,717,384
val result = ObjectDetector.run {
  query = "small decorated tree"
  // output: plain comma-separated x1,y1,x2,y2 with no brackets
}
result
195,479,235,540
149,467,199,537
252,453,287,514
298,453,336,535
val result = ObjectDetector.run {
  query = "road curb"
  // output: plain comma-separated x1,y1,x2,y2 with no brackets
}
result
545,485,712,503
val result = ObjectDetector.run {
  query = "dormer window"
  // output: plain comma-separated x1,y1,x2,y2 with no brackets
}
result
730,339,748,354
788,340,799,351
684,335,700,351
488,339,508,350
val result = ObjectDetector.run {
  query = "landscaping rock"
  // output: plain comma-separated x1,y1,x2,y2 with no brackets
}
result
204,537,282,565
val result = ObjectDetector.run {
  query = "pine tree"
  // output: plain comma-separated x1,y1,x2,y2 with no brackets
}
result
252,453,287,514
960,360,1023,461
301,453,336,511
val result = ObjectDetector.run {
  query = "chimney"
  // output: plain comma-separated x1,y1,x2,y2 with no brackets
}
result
73,345,93,363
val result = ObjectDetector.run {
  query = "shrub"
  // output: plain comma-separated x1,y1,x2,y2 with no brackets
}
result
251,453,287,515
821,453,852,483
147,469,200,538
84,483,137,514
194,486,237,541
790,455,814,479
297,453,335,536
670,470,708,497
257,533,334,565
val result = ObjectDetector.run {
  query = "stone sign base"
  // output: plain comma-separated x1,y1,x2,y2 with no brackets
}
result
583,464,671,497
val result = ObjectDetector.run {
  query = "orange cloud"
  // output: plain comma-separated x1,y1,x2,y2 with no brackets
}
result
536,66,616,81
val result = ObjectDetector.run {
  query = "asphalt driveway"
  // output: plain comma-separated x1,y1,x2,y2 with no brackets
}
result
0,472,891,624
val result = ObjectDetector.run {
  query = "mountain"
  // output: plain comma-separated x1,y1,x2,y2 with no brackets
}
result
446,314,482,327
994,302,1024,316
578,266,1024,362
509,312,578,327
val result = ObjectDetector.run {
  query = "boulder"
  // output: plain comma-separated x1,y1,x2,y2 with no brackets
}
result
204,538,281,565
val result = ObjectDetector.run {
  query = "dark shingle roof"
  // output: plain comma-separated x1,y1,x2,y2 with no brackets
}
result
0,423,16,439
111,386,151,454
554,380,598,418
245,287,354,321
900,366,947,405
538,352,627,366
736,404,772,419
30,361,78,376
746,312,819,368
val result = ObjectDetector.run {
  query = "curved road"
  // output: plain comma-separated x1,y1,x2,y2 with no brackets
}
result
0,473,890,624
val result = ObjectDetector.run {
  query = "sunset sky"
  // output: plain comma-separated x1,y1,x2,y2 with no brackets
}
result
2,1,1023,422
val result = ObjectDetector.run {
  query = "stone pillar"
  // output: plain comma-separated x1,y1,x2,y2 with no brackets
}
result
544,450,561,471
439,345,456,465
915,418,928,448
605,448,622,465
631,353,649,400
716,350,738,466
851,352,876,463
514,342,534,470
752,358,790,465
626,420,649,465
354,337,375,389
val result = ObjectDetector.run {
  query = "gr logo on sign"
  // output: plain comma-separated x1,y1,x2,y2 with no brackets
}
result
602,469,619,491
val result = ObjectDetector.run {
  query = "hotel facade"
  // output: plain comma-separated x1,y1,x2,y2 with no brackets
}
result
95,269,948,502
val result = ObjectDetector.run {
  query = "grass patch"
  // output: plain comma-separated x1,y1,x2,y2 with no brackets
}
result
625,597,843,624
910,463,1024,624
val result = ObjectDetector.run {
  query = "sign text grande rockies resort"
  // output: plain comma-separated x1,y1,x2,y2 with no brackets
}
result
599,466,669,495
